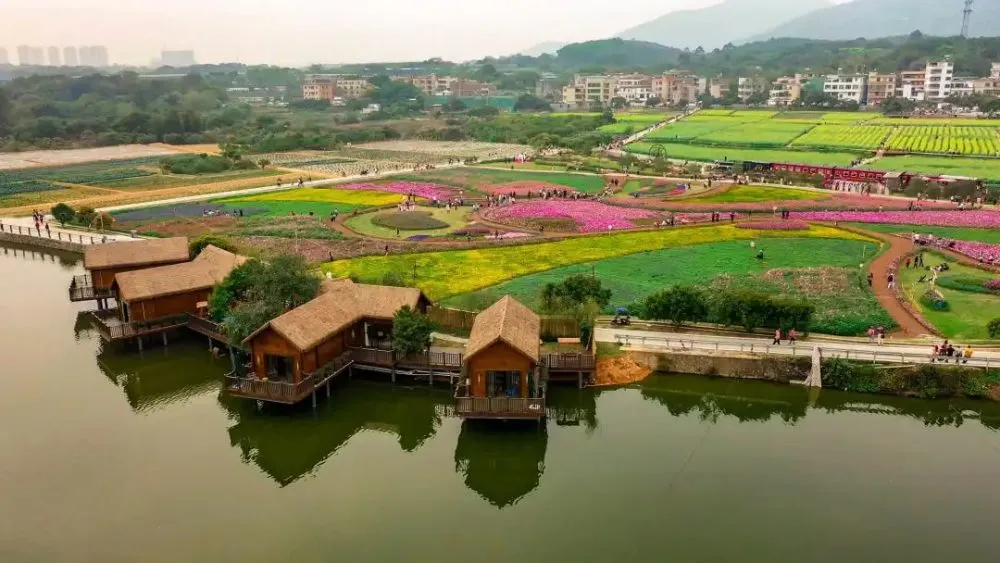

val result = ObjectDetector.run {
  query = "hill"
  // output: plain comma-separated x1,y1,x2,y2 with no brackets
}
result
517,41,568,57
752,0,1000,42
555,39,684,69
616,0,832,50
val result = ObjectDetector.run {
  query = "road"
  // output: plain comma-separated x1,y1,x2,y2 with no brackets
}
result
594,326,1000,367
0,216,137,244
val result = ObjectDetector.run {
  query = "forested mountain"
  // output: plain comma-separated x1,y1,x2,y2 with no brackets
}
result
517,42,568,57
751,0,1000,42
616,0,832,50
554,39,683,70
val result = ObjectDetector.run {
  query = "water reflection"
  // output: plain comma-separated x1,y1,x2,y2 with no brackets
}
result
95,338,227,413
454,421,547,508
0,240,80,269
218,383,450,486
642,375,1000,431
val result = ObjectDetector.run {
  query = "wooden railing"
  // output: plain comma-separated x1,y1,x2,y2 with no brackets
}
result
68,274,113,302
454,383,546,419
543,353,596,371
224,352,353,404
90,311,188,341
349,347,464,370
185,315,229,344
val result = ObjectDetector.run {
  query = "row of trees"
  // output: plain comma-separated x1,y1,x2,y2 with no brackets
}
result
642,285,814,333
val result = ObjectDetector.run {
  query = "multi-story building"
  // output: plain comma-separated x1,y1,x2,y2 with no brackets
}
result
823,72,868,104
737,76,769,101
302,75,375,102
973,78,1000,97
79,46,109,67
923,60,954,101
392,74,494,98
63,46,78,66
577,75,617,106
992,62,1000,79
898,70,926,101
950,77,975,98
614,75,653,104
47,46,60,66
653,72,699,105
0,47,8,65
535,74,561,99
767,75,804,106
866,71,898,107
17,45,45,66
709,78,733,99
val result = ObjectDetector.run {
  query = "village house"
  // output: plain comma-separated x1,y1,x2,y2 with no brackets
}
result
454,296,546,420
70,237,190,302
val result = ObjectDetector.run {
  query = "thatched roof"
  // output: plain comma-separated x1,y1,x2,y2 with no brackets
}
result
114,245,247,303
244,278,430,352
465,296,540,363
84,237,189,270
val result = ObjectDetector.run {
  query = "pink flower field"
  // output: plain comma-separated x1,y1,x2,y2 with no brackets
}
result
794,210,1000,229
623,193,956,212
737,220,810,231
337,181,453,200
950,241,1000,264
482,200,658,232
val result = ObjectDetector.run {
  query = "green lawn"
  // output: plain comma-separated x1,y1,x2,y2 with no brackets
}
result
397,167,608,193
685,185,827,204
865,155,1000,182
626,142,860,166
344,206,473,238
898,252,1000,340
324,223,873,301
645,121,737,142
443,238,883,332
848,223,1000,244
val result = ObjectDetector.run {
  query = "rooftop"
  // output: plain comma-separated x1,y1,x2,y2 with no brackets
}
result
83,237,189,270
465,296,540,363
113,245,246,302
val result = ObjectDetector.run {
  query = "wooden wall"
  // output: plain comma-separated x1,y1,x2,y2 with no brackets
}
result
125,289,211,322
249,327,303,382
466,342,534,399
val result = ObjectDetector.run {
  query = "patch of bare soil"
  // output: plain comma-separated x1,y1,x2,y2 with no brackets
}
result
593,354,652,387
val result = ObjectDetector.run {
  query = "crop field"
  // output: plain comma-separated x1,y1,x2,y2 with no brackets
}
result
848,223,1000,244
884,126,1000,156
597,123,645,134
865,155,1000,182
694,121,812,148
790,125,889,151
644,121,736,142
443,238,879,318
0,145,178,170
626,142,859,166
395,168,608,194
0,156,162,196
615,113,674,123
870,118,1000,127
96,169,282,190
323,223,872,300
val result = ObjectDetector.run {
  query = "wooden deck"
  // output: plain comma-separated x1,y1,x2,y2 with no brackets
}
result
225,352,354,405
348,347,463,371
542,353,596,372
90,311,231,346
454,382,547,420
68,275,114,302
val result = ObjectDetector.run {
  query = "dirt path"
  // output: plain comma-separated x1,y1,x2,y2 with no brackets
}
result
854,226,929,338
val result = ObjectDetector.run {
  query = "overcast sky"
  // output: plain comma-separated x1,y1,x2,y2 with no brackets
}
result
0,0,739,65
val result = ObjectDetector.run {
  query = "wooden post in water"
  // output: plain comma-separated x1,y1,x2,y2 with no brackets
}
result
312,389,317,410
391,366,396,384
137,336,143,352
162,331,168,347
429,366,434,386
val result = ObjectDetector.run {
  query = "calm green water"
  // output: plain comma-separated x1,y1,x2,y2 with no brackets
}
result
3,241,1000,563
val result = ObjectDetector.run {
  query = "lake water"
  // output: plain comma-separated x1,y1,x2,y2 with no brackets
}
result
3,241,1000,563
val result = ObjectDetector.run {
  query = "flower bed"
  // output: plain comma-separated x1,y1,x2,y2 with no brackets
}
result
794,210,1000,229
737,220,810,231
483,181,578,196
949,241,1000,264
337,181,454,200
618,192,955,212
481,200,658,232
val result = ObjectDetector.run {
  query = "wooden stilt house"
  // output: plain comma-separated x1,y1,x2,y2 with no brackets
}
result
70,237,190,302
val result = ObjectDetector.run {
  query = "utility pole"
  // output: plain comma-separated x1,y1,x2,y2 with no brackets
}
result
961,0,974,38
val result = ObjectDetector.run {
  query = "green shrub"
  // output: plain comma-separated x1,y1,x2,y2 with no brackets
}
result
51,202,75,225
936,276,998,295
372,211,449,231
919,289,949,311
644,285,709,326
711,289,813,333
988,318,1000,339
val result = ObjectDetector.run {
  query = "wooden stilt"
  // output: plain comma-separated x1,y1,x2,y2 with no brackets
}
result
137,336,143,352
228,346,236,372
162,332,168,347
326,381,331,398
311,390,317,410
429,367,434,386
578,371,583,389
391,367,396,384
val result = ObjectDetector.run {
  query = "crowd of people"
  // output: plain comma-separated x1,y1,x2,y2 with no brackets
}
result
931,340,974,363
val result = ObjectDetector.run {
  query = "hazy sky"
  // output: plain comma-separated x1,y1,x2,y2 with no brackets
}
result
0,0,737,65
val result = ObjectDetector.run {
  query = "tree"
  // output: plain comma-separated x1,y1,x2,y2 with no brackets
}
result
443,98,467,112
51,203,75,226
746,91,768,107
540,274,612,314
74,206,97,227
988,318,1000,339
218,255,321,342
645,96,662,108
392,306,435,356
644,286,709,326
208,260,267,322
513,94,552,112
257,158,270,169
610,97,628,109
0,86,13,136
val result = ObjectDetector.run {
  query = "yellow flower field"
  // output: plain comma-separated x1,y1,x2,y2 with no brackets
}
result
223,187,401,207
324,224,875,300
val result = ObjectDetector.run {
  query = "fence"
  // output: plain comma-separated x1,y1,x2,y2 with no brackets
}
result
428,305,579,339
613,333,995,369
0,222,110,245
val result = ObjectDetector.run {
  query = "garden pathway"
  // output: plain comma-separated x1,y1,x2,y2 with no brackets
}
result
851,226,929,338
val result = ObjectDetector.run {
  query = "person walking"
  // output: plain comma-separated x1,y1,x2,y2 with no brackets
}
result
887,273,895,290
788,328,797,344
877,326,885,346
772,328,782,345
867,272,874,288
867,326,876,344
963,345,974,364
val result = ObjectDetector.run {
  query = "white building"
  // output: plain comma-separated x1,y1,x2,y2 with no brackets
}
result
63,46,78,66
613,75,653,104
0,47,8,65
991,62,1000,79
823,73,868,104
161,50,197,67
923,60,954,101
47,46,60,66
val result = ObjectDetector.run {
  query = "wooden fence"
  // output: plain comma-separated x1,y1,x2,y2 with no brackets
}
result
428,306,579,339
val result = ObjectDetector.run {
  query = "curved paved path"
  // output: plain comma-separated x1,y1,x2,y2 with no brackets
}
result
854,226,928,338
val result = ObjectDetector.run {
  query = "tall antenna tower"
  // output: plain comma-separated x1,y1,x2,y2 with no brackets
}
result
961,0,974,38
